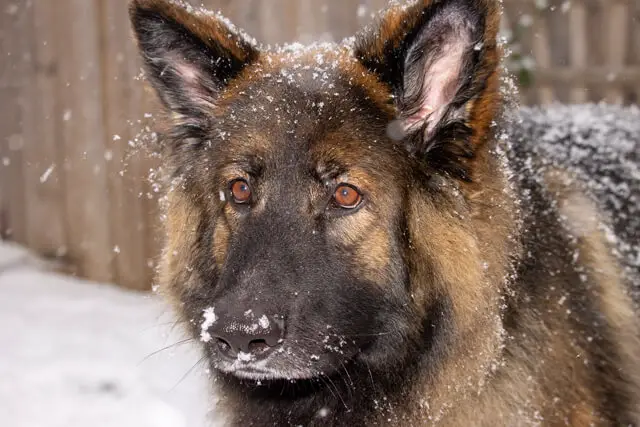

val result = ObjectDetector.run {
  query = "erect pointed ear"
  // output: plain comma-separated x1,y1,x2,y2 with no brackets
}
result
354,0,501,181
129,0,259,121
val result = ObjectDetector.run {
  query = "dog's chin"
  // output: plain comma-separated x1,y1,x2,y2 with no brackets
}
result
211,350,354,382
220,365,317,381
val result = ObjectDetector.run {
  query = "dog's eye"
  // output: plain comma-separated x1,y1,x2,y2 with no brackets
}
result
334,184,362,209
230,179,251,204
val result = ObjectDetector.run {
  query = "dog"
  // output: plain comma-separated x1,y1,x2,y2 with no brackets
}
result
129,0,640,425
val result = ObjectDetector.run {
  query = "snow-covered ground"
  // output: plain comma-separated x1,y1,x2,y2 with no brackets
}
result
0,242,216,427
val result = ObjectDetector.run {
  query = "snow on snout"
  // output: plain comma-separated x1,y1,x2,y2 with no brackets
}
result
199,307,217,343
237,352,255,363
258,315,270,329
223,320,271,335
223,310,272,335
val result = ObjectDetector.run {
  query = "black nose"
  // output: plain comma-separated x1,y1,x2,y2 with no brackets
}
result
209,310,284,359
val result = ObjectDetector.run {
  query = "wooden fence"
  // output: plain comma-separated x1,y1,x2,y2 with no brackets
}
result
502,0,640,105
1,0,638,290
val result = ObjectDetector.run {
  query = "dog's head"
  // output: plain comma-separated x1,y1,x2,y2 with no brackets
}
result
130,0,507,387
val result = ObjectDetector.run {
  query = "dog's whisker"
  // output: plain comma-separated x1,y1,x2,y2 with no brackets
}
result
138,338,194,365
365,360,376,390
322,373,349,410
340,361,354,389
170,356,206,392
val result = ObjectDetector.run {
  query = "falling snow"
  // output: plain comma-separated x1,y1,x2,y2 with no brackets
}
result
39,164,55,183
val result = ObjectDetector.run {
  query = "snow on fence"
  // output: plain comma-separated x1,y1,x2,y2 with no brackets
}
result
0,0,638,290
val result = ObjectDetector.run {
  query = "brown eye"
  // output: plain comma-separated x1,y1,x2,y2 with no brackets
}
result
230,179,251,204
334,184,362,209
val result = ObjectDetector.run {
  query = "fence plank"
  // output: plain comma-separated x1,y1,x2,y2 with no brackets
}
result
531,3,555,104
585,0,605,68
629,0,640,103
603,0,628,104
21,0,67,258
0,89,26,242
0,0,28,243
568,1,588,103
629,0,640,67
100,0,150,290
55,0,113,282
546,0,572,102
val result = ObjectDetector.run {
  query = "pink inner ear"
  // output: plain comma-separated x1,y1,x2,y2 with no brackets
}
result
401,40,467,141
166,59,216,109
173,61,200,84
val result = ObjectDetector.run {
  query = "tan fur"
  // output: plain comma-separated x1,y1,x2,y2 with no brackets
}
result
213,219,230,267
403,189,506,424
548,169,640,424
354,226,393,285
161,190,201,299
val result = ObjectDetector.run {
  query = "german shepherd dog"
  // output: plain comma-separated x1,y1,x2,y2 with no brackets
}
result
129,0,640,425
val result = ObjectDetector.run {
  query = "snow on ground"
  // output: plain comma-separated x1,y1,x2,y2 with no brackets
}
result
0,242,217,427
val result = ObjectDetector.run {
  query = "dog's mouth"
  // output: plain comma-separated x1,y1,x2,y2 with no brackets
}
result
221,365,316,381
209,340,365,382
213,351,339,381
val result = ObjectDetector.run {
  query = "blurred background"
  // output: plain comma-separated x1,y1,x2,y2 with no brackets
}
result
1,0,639,291
0,1,638,425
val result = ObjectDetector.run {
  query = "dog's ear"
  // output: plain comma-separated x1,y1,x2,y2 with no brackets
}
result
129,0,258,120
354,0,501,181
